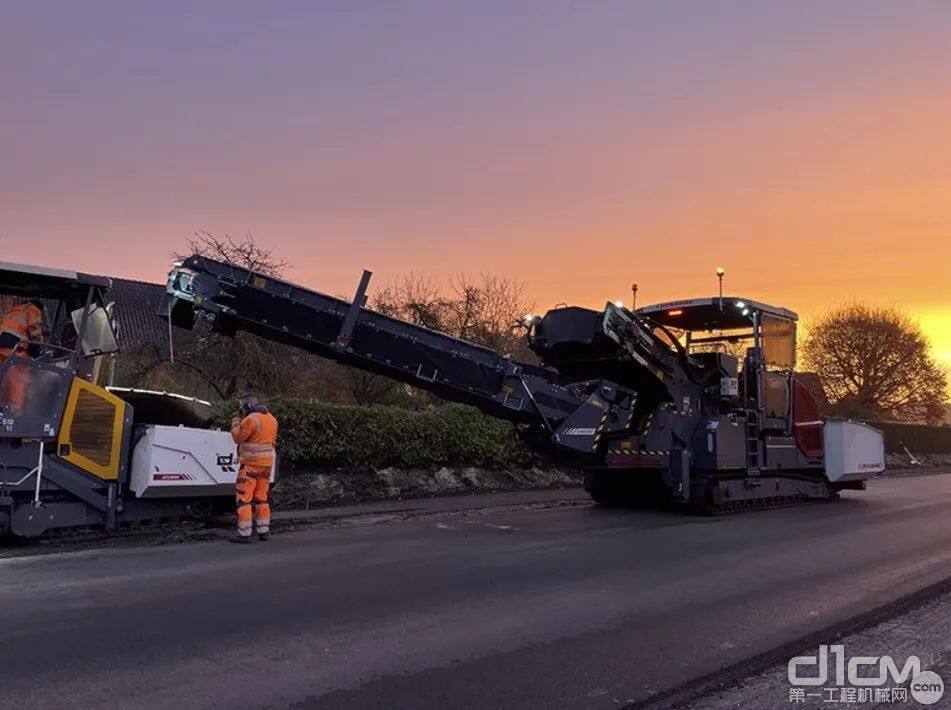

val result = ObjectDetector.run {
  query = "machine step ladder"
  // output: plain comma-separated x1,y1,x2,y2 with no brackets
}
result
746,415,762,482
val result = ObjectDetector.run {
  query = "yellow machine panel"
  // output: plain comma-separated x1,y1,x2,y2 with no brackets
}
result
57,378,126,480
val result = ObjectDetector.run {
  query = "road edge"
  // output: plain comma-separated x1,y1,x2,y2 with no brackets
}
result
627,573,951,710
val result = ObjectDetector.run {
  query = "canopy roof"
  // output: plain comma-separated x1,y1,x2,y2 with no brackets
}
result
637,297,797,331
0,260,112,301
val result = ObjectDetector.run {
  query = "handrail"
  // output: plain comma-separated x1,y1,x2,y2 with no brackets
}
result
0,441,45,506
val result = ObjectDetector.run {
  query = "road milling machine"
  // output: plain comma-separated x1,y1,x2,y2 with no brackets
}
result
165,256,886,513
0,262,272,538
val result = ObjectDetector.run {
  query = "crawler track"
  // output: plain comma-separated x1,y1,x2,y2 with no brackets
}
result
703,493,837,515
0,518,224,557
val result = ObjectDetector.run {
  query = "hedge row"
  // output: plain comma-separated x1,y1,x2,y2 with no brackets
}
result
869,421,951,454
215,399,528,469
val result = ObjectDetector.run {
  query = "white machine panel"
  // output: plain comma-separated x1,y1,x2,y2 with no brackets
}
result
823,421,885,482
130,425,275,498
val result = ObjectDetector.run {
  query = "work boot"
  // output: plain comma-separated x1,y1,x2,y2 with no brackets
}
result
229,536,253,545
258,532,270,542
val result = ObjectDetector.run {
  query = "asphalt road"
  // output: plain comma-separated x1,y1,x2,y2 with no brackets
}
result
3,475,951,710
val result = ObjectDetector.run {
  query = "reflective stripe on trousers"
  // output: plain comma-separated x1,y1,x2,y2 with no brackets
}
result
235,464,271,536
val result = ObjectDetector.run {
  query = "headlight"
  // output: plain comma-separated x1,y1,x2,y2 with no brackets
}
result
167,268,198,299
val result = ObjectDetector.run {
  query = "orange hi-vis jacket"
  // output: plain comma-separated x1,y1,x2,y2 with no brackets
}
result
231,409,278,468
0,301,43,358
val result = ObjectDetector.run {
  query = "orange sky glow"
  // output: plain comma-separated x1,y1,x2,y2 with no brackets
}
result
2,2,949,370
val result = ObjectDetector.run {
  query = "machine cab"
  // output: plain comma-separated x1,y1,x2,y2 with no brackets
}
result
636,297,822,458
0,261,120,443
637,296,797,367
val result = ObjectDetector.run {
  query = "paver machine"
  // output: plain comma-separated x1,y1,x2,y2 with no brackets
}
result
165,256,885,512
0,261,268,537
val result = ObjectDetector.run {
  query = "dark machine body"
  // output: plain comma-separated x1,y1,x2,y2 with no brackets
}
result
166,256,856,512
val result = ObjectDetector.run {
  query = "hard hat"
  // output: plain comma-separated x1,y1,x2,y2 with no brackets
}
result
239,392,262,417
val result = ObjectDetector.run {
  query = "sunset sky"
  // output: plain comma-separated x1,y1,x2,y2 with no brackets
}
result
2,2,949,365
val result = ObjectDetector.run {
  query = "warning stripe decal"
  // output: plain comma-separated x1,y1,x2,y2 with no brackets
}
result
592,411,609,451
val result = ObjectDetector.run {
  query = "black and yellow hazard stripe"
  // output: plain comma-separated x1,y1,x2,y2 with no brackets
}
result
625,394,638,430
592,411,609,451
608,449,670,456
640,412,654,436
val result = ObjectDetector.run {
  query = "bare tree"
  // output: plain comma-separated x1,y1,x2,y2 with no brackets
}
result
373,272,445,330
374,272,533,353
182,231,288,276
445,273,532,353
802,304,949,424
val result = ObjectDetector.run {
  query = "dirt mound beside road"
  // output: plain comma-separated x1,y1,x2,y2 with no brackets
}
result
272,466,581,509
887,452,951,469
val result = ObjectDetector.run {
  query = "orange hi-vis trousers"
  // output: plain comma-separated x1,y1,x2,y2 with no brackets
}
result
235,465,271,538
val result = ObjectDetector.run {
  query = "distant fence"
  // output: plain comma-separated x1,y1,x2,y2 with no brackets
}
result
865,421,951,454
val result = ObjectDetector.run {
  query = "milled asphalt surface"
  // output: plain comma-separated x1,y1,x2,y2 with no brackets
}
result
3,474,951,709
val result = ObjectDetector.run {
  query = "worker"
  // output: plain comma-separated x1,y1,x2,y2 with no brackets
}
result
229,393,278,544
0,294,43,359
0,295,43,413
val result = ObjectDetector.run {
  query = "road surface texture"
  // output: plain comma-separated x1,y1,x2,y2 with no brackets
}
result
3,474,951,710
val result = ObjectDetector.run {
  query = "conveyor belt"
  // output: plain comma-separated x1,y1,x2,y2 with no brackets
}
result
163,256,590,434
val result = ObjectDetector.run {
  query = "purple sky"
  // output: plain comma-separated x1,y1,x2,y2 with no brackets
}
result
2,1,950,360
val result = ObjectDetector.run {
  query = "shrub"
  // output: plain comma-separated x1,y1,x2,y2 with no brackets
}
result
215,399,530,469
